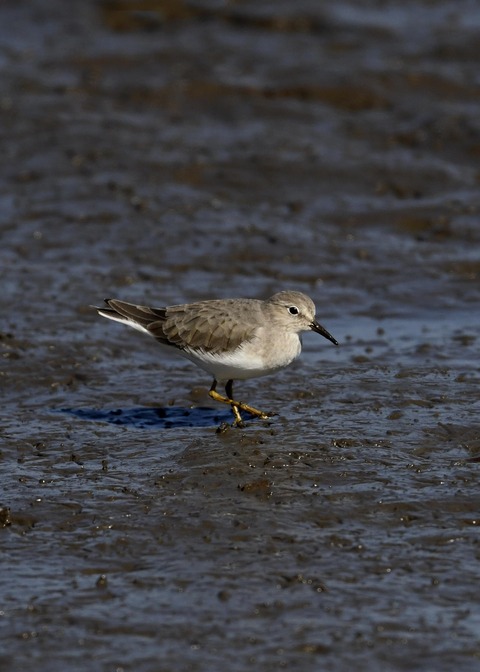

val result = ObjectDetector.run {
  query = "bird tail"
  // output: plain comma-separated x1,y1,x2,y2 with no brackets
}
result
96,299,166,336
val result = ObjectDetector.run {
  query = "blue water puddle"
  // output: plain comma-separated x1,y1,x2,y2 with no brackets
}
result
59,406,231,428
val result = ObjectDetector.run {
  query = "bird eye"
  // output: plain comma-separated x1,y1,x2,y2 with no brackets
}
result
288,305,299,315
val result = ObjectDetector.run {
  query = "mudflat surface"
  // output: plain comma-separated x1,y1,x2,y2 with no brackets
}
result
1,1,479,671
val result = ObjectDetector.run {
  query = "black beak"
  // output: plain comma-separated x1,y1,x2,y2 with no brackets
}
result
310,320,338,346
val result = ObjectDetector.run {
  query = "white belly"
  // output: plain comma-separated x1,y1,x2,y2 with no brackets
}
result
181,331,302,382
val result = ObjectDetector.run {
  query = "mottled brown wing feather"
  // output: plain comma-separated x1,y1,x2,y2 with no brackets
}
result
105,298,260,354
150,301,258,354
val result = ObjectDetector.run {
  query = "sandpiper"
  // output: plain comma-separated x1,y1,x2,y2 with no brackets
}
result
96,290,337,426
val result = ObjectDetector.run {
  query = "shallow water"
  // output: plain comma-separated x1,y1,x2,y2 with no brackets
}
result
1,1,479,671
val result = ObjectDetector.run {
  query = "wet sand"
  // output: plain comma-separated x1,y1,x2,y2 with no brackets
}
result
1,1,479,670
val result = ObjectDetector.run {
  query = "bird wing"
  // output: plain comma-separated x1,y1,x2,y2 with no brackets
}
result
153,300,260,354
103,299,259,354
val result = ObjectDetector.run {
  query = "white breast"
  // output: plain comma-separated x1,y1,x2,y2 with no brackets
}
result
181,330,302,382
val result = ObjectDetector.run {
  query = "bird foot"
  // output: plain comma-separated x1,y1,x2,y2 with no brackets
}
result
209,389,271,426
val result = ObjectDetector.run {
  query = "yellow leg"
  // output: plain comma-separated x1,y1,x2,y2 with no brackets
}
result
209,380,270,426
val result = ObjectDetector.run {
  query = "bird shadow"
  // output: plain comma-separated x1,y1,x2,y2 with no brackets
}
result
59,406,232,429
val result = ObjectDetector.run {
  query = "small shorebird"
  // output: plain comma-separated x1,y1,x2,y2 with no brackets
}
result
96,290,337,426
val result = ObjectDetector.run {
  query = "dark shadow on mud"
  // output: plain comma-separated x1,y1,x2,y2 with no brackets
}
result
59,406,231,428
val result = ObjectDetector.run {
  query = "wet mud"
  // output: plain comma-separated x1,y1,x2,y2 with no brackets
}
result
1,1,479,671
